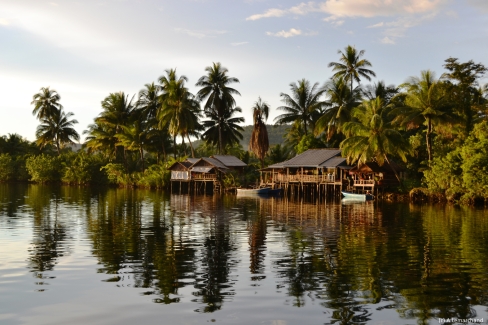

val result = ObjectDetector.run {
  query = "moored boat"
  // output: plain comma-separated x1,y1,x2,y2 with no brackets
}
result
341,191,374,201
237,187,270,195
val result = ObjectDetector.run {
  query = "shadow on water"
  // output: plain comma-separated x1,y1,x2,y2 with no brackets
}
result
1,183,488,323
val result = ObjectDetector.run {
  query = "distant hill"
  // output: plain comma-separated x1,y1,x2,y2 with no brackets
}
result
239,124,290,149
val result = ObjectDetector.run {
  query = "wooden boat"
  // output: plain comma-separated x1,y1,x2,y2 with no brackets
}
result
341,191,374,201
236,187,270,195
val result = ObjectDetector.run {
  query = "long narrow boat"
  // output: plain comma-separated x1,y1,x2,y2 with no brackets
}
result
237,187,270,195
341,191,374,201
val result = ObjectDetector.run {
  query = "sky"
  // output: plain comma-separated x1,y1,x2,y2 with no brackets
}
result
1,0,487,142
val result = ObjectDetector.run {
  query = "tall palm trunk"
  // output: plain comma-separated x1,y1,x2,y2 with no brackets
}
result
139,147,145,172
426,118,433,162
173,135,177,159
186,134,195,158
384,154,401,182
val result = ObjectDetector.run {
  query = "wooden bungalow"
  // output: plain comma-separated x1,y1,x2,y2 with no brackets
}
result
169,155,247,193
260,149,352,197
348,161,403,190
260,149,402,197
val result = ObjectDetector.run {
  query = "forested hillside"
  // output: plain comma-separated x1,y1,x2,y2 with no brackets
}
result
239,124,289,148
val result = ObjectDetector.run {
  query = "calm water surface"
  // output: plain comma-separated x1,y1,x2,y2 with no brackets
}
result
1,184,488,325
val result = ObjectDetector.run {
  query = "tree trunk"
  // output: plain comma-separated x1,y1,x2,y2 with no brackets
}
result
139,147,145,172
173,135,177,159
384,154,401,182
218,119,223,154
186,134,195,158
426,118,432,162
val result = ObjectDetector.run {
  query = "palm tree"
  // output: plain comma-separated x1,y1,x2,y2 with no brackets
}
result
274,79,325,137
196,62,241,154
340,97,411,181
95,92,135,168
363,81,398,103
201,106,245,152
136,82,160,122
315,77,361,142
158,69,201,158
116,121,149,172
31,87,63,120
83,123,118,160
249,97,270,168
393,70,455,162
328,45,376,92
36,108,80,155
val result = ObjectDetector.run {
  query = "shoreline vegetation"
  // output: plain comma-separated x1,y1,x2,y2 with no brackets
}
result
1,46,488,206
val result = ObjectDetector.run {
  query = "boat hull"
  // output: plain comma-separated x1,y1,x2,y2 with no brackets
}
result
237,188,270,195
341,191,374,201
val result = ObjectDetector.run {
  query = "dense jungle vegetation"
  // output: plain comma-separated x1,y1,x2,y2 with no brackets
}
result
1,46,487,204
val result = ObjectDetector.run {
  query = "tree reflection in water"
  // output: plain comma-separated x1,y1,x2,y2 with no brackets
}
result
4,184,488,324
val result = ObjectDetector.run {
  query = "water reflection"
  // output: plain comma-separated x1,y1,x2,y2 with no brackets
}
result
1,184,488,324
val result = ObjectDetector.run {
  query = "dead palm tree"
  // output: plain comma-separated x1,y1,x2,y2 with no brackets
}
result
249,97,270,168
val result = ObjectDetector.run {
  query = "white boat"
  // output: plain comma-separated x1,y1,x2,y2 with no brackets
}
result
236,187,270,195
341,191,374,201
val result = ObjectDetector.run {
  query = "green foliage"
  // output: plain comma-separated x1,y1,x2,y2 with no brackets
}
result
62,152,108,185
0,154,14,181
295,135,326,154
222,170,241,188
137,164,171,188
100,163,135,186
25,154,62,183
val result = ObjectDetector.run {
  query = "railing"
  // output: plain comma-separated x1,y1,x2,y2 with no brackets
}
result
192,173,217,180
270,174,337,183
171,171,190,180
353,180,375,186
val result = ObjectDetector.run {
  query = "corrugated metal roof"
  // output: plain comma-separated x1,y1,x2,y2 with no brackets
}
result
211,155,247,167
319,156,347,168
201,157,228,169
274,149,342,167
186,158,200,164
191,167,214,173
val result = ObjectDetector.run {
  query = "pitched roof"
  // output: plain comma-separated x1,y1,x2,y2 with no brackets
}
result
198,157,228,169
319,156,347,168
268,149,342,168
211,155,247,167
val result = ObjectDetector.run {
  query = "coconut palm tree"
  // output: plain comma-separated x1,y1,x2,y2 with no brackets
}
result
136,82,161,122
201,106,245,153
116,120,149,172
249,97,270,168
36,108,80,155
393,70,455,162
274,79,325,137
158,69,201,158
340,97,411,181
83,123,118,159
31,87,63,120
315,77,361,142
328,45,376,92
196,62,241,154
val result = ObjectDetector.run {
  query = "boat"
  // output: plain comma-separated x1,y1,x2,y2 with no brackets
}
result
236,187,270,195
341,191,374,201
268,188,283,196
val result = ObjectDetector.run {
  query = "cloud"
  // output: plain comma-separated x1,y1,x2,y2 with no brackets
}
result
0,18,10,26
381,36,395,44
231,42,249,46
266,28,302,38
174,28,227,39
247,0,446,21
368,22,384,28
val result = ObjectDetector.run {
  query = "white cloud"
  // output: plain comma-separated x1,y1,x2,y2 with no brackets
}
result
247,0,446,21
174,28,227,39
381,36,395,44
266,28,302,38
231,42,249,46
0,18,10,26
368,22,384,28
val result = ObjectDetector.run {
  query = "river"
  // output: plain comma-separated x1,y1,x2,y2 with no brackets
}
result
1,184,487,325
